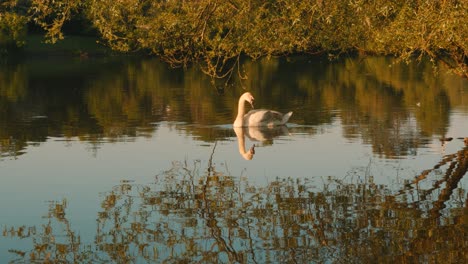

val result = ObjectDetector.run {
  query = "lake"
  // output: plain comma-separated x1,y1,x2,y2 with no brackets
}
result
1,55,467,263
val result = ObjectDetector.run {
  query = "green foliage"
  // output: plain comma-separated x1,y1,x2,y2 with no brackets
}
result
84,0,467,78
370,0,468,78
2,0,467,78
28,0,82,43
0,1,27,52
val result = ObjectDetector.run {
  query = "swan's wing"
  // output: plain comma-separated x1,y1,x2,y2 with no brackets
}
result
244,109,284,125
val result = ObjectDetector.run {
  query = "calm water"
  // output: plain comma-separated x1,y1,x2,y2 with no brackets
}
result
0,56,467,263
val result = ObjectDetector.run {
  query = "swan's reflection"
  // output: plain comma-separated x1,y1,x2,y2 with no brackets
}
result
234,126,289,160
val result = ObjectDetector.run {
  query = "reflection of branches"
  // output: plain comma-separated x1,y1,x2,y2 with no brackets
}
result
200,142,243,263
390,145,468,262
428,146,467,217
5,153,467,263
400,145,468,217
207,141,217,176
4,199,93,263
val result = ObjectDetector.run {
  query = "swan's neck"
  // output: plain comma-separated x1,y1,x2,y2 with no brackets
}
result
234,97,247,127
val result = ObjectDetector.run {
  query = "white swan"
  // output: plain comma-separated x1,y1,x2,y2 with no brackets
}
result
233,92,293,127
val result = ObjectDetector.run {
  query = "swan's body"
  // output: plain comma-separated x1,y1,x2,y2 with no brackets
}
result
233,92,292,127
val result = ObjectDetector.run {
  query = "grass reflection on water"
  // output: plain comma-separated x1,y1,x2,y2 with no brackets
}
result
4,143,467,263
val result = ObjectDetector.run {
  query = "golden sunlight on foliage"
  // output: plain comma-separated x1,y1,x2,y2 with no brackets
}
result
1,0,466,78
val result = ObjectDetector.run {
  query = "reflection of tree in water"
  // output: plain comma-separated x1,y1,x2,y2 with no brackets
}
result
5,145,467,263
0,62,28,159
1,57,467,159
4,199,95,263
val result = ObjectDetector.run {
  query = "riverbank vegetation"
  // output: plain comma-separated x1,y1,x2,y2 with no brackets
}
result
1,0,467,78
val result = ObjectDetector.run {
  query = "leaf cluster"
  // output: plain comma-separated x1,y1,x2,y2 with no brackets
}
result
0,0,27,52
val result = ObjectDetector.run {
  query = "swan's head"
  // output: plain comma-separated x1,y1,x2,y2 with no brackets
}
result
242,92,255,108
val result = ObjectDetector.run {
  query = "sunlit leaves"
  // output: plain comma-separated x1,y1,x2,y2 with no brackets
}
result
29,0,82,43
82,0,467,77
1,0,467,77
0,2,27,51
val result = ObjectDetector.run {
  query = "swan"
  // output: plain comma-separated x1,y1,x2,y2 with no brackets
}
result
233,92,293,127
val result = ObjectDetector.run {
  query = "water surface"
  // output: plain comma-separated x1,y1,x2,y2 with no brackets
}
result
1,56,467,263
